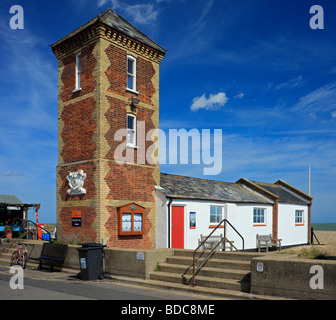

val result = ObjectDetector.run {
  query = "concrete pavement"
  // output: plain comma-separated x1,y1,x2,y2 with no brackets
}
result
0,266,225,300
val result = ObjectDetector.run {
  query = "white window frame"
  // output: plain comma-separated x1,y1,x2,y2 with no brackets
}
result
253,208,266,225
127,55,138,93
295,210,304,225
210,206,223,224
74,52,82,92
127,114,136,147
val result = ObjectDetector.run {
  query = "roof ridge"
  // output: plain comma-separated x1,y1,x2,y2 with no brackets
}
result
99,9,166,53
160,172,235,185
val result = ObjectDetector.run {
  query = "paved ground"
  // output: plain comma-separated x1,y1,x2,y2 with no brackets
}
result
0,266,225,301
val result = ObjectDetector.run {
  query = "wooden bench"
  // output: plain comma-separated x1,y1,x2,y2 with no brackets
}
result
199,234,235,251
37,243,68,272
256,234,282,252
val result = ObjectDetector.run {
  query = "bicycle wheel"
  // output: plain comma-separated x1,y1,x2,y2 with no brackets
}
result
22,252,27,269
10,251,19,266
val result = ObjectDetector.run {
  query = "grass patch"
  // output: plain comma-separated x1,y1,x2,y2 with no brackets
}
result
299,246,329,260
154,263,161,272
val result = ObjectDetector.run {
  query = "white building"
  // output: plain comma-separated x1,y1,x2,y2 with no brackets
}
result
156,173,313,251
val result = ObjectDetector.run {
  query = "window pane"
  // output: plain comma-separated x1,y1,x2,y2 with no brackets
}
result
127,130,135,145
127,116,134,130
210,206,222,224
254,208,265,224
134,214,143,232
128,59,134,74
122,213,132,232
127,76,133,90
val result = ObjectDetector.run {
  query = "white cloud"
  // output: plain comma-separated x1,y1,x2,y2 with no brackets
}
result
294,82,336,114
234,92,244,99
275,76,303,90
191,92,228,111
98,0,159,24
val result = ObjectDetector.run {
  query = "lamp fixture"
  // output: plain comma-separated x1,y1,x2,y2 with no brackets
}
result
129,96,140,112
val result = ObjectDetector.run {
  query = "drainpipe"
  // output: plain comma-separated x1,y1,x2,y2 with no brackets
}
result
167,198,173,249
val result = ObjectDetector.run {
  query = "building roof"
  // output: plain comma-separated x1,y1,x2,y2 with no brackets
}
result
159,173,274,204
0,195,40,209
0,195,23,205
159,173,311,206
51,9,166,54
252,181,311,205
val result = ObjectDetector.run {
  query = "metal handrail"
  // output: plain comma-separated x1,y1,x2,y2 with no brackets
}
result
181,219,244,287
24,220,52,242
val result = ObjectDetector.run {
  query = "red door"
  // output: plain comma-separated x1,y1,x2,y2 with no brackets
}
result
172,206,184,249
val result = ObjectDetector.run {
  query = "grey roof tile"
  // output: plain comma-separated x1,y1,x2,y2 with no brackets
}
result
0,195,23,205
159,173,274,204
252,181,309,205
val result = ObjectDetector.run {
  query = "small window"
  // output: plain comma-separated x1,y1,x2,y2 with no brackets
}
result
118,203,145,236
253,208,266,225
127,114,136,147
295,210,304,224
75,52,82,90
127,55,136,91
210,206,222,224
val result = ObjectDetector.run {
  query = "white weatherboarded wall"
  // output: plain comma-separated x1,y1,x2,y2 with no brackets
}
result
155,190,275,250
278,203,309,247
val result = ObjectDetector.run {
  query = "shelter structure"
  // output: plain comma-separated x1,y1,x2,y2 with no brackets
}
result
0,195,40,232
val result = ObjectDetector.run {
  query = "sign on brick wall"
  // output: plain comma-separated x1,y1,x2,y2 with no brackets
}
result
72,210,82,227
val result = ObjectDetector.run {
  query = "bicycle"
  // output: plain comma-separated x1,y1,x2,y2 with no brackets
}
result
10,242,28,269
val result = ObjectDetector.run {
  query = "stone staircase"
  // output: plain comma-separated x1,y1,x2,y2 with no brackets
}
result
148,249,268,299
0,239,40,269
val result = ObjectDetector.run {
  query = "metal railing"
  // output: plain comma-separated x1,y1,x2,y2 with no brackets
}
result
311,227,320,245
1,220,53,242
182,219,244,287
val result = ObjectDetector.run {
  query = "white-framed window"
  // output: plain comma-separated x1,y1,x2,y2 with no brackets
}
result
75,52,82,91
210,206,223,224
253,208,266,225
127,55,136,92
127,114,136,147
295,210,304,224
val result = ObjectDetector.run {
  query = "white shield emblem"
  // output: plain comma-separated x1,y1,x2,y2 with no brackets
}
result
67,170,87,195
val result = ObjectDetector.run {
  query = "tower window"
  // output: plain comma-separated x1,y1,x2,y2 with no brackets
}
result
127,55,136,92
75,52,82,91
127,114,136,147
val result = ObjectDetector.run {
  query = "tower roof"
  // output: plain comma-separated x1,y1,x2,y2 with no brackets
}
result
51,9,166,54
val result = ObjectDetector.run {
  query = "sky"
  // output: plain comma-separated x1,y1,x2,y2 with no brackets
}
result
0,0,336,223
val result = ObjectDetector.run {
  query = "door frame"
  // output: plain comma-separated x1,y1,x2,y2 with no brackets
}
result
170,204,186,249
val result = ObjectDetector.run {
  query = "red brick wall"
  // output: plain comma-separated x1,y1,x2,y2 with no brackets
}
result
59,206,97,243
61,97,97,163
58,162,97,202
60,42,97,103
105,44,156,106
104,206,153,248
104,95,156,165
105,162,155,202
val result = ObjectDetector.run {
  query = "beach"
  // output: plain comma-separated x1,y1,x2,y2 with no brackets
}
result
283,231,336,258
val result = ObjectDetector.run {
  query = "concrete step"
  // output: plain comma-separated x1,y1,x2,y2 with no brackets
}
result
150,271,250,292
159,263,250,281
142,279,287,300
166,256,251,271
0,252,40,269
173,249,267,261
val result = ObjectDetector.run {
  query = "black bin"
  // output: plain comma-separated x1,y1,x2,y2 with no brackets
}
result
76,243,106,281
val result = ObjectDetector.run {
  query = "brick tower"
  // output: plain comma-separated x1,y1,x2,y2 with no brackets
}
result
51,9,166,248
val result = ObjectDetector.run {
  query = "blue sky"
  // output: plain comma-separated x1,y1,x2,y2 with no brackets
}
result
0,0,336,223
